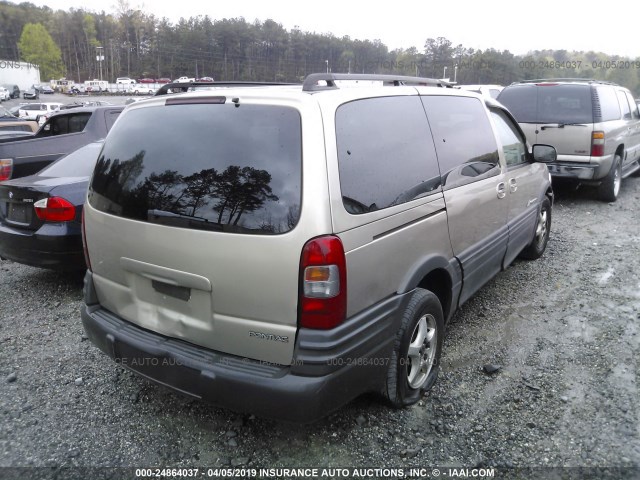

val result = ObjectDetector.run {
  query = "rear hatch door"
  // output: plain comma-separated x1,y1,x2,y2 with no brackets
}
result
85,95,311,365
498,83,594,161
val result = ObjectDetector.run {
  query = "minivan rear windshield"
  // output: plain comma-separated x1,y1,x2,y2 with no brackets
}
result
88,102,302,235
498,84,593,124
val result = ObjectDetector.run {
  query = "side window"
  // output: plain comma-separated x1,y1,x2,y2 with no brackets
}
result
335,96,441,214
490,109,528,167
68,113,91,133
105,110,121,131
421,95,500,190
616,90,631,120
625,91,640,120
50,116,68,135
36,116,65,138
596,86,621,121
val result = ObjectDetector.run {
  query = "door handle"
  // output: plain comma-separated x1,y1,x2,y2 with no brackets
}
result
509,178,518,193
496,182,506,199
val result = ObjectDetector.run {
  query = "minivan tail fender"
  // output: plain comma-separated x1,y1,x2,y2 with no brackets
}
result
397,255,462,321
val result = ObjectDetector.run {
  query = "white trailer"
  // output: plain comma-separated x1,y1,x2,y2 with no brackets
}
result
0,60,41,90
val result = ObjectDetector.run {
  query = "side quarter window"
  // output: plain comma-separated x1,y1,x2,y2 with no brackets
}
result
624,91,640,120
105,110,121,131
616,90,632,120
335,96,441,214
421,95,500,190
596,86,621,121
490,109,528,167
68,113,91,133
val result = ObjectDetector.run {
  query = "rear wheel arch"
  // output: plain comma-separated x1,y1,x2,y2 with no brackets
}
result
417,269,453,321
397,256,455,322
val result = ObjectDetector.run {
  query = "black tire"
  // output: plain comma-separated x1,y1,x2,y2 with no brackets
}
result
519,197,552,260
35,115,40,123
598,155,622,202
385,289,444,408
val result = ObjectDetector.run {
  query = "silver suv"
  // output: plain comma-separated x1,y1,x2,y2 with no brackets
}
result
81,74,555,421
498,79,640,201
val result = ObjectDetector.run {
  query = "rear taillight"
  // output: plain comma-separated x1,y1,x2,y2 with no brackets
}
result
81,208,91,270
299,235,347,329
591,131,605,157
33,196,75,222
0,158,13,181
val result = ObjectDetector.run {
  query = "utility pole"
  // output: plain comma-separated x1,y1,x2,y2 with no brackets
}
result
96,46,104,81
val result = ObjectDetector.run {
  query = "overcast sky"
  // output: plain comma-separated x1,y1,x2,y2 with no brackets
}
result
13,0,640,58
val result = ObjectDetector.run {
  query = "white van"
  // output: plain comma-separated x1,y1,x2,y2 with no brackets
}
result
84,79,109,92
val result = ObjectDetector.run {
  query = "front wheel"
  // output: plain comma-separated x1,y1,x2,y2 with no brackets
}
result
519,197,551,260
598,155,622,202
385,289,444,408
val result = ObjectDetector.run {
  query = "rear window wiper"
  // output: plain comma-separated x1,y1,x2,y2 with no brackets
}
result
540,123,588,130
147,209,225,232
147,209,209,222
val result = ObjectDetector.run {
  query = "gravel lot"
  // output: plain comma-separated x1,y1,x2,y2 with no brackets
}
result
1,165,639,479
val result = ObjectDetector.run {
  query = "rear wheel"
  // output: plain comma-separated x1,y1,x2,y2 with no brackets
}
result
385,289,444,408
598,155,622,202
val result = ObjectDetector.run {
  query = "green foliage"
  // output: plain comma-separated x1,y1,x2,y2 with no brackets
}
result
17,22,65,79
1,1,639,95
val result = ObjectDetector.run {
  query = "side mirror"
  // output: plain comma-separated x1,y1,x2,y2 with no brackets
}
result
532,144,557,163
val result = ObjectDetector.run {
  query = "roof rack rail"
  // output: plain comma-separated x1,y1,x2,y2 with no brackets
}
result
302,73,452,92
515,78,618,85
155,80,296,96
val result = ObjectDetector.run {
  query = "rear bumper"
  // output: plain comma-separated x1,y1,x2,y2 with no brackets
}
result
81,271,407,422
0,221,85,270
547,156,614,181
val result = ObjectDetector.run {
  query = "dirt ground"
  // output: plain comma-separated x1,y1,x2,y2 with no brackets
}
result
1,175,639,480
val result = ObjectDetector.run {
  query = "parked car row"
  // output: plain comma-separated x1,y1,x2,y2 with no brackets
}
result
117,77,174,84
2,84,20,99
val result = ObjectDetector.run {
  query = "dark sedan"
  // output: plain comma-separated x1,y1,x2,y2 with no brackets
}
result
38,84,55,94
0,141,103,271
23,87,40,99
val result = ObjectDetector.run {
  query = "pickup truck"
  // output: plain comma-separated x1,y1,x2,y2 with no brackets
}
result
0,105,123,181
174,76,195,83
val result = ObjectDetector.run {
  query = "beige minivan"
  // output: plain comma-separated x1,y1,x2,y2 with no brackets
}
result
498,79,640,201
81,74,555,421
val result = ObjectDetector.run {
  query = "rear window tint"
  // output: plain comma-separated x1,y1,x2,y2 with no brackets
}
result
89,103,301,235
499,84,593,124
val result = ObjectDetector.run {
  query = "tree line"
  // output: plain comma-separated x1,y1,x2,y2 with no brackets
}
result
1,1,639,94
